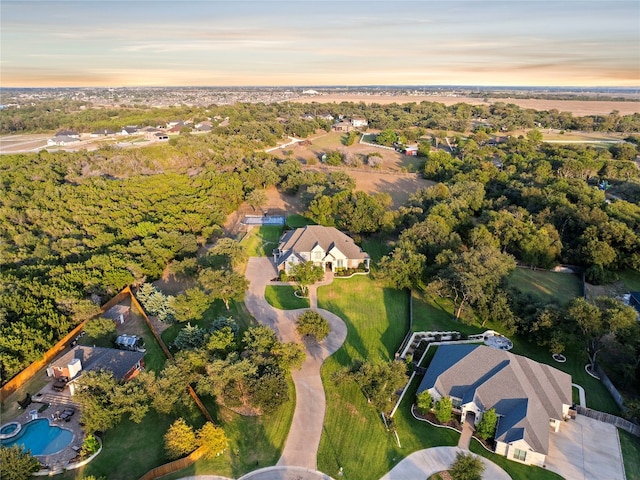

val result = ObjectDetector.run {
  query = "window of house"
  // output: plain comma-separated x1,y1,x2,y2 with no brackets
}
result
337,259,344,268
313,251,322,260
513,448,527,461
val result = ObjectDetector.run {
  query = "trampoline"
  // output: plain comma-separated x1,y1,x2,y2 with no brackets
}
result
242,215,286,226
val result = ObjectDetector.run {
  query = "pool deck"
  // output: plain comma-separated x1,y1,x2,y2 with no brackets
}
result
5,379,87,473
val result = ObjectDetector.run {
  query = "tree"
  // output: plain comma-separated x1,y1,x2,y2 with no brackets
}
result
270,341,306,370
0,445,40,480
206,326,236,355
169,287,211,322
352,360,407,412
475,408,498,440
296,311,330,341
377,243,426,290
243,325,277,354
197,422,229,459
199,268,248,310
416,390,432,413
246,189,267,213
289,261,324,296
83,317,116,341
567,296,637,366
434,245,516,321
434,396,453,423
208,237,247,268
376,129,397,147
173,322,207,350
449,451,485,480
164,418,197,459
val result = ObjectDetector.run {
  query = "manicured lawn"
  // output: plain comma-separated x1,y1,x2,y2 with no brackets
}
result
360,236,393,263
286,214,315,228
318,276,409,367
240,225,283,257
264,285,309,310
507,268,582,306
317,276,412,478
411,291,484,335
619,429,640,480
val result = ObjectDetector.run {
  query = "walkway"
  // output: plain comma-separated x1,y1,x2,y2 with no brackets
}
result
379,447,510,480
244,257,347,469
457,412,475,449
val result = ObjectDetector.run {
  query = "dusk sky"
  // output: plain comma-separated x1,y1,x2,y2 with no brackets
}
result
1,0,639,87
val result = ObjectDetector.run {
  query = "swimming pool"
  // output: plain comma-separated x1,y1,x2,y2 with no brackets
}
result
0,419,73,456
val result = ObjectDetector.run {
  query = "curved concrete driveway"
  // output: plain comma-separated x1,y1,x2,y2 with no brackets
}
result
244,257,347,470
379,447,511,480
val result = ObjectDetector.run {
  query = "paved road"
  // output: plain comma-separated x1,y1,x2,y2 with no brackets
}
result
244,257,347,470
379,447,511,480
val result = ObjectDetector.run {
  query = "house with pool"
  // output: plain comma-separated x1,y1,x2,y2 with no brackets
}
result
417,344,572,467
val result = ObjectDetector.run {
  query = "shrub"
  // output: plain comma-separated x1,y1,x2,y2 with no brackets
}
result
434,396,453,423
296,311,330,341
164,418,197,460
416,390,432,413
197,422,228,459
475,408,498,440
80,434,101,457
279,270,289,282
450,451,485,480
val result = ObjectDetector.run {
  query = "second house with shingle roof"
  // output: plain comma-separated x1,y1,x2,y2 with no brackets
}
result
273,225,370,274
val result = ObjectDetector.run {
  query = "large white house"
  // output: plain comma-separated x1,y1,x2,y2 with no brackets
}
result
417,344,572,467
273,225,370,274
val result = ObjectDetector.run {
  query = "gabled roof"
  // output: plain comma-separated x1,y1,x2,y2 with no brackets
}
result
418,344,571,455
55,129,79,136
91,128,116,135
277,225,369,261
52,345,144,380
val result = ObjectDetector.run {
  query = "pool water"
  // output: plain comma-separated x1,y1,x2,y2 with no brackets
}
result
0,423,18,435
0,419,73,456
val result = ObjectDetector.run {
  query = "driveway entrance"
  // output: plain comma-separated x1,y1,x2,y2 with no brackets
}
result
545,414,624,480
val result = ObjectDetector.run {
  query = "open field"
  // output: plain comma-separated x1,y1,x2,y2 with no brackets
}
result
291,94,640,116
507,268,583,306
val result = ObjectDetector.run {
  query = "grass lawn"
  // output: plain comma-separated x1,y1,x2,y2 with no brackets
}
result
240,225,283,257
264,285,309,310
63,406,206,480
360,235,393,263
317,276,561,480
286,214,315,228
162,377,296,479
507,268,582,306
619,269,640,291
309,131,344,150
619,429,640,480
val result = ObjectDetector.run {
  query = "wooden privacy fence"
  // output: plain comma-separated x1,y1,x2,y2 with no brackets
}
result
138,445,207,480
575,406,640,437
129,289,214,424
0,287,131,402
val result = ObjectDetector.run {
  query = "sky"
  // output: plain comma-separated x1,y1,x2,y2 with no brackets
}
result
1,0,639,88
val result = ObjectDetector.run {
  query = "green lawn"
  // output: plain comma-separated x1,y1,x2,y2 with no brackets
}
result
507,268,583,306
619,429,640,480
162,378,296,479
240,225,283,257
317,277,561,480
286,214,315,228
264,285,309,310
619,269,640,291
317,276,412,478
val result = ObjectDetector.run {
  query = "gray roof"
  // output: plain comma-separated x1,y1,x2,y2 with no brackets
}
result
53,345,144,380
418,344,571,454
276,225,369,264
